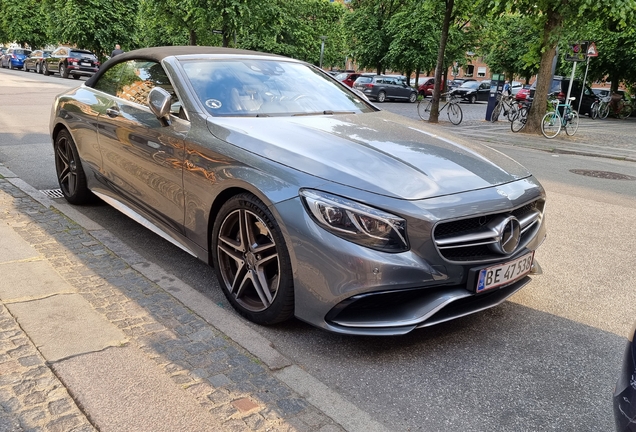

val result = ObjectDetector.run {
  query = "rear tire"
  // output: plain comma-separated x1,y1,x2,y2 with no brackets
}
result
447,103,462,125
54,130,92,204
60,64,69,78
376,91,386,103
36,63,41,74
564,110,579,135
511,107,528,132
43,62,51,76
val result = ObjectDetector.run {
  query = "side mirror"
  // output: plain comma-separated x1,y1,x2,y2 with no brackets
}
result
148,87,172,126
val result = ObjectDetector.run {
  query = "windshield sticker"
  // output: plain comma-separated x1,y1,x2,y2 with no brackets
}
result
205,99,222,109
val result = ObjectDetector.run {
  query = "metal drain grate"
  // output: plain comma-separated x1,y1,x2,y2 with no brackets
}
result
569,169,636,181
40,189,65,199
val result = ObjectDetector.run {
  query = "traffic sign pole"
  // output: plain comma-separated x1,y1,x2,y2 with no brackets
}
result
579,56,591,113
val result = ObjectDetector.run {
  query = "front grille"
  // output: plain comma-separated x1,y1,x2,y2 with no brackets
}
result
433,199,544,263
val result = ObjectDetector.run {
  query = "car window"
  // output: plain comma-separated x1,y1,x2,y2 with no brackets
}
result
182,59,373,116
93,63,126,96
335,73,348,80
70,50,96,59
355,77,372,85
461,81,479,89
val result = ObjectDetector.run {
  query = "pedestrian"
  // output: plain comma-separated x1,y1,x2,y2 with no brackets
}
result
111,44,124,57
503,80,511,96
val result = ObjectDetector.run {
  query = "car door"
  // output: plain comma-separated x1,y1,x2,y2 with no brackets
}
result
45,47,65,74
93,59,189,232
477,81,491,101
394,79,411,99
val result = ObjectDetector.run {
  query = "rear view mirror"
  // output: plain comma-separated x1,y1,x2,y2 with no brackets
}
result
148,87,172,126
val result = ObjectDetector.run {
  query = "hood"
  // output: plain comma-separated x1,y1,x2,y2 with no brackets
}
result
206,111,530,200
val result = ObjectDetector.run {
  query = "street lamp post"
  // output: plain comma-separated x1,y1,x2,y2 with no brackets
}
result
319,36,327,69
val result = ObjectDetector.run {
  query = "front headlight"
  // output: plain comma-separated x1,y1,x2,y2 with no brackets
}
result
300,189,408,253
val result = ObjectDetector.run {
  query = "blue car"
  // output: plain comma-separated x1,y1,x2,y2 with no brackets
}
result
1,48,32,70
614,323,636,431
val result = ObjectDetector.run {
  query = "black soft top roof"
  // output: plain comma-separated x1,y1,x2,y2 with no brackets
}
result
85,46,287,88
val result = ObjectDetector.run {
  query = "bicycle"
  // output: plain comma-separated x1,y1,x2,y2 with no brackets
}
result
510,101,531,133
417,92,463,125
540,96,579,139
600,94,632,119
490,92,519,122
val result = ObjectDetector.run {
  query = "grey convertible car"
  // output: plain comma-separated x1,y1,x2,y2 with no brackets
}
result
50,47,547,335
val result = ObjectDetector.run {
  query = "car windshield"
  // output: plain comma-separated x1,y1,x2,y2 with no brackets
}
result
335,73,348,80
182,59,374,117
14,49,31,55
460,81,479,89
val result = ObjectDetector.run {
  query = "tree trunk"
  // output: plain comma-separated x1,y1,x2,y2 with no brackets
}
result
189,29,197,46
523,9,562,134
429,0,454,123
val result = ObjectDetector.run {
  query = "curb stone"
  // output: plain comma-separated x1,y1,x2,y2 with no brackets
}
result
0,177,361,431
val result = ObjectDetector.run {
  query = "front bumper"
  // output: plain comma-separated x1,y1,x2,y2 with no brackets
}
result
614,339,636,431
274,179,547,335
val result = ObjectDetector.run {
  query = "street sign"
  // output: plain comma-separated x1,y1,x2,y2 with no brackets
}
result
587,42,598,57
566,41,588,62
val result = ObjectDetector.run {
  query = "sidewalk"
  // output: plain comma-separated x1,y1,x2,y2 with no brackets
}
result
432,116,636,162
0,169,387,432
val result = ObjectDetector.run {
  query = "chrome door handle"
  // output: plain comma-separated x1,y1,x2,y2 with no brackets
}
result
106,107,119,118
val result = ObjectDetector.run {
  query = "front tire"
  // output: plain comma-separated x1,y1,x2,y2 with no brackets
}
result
43,62,51,76
589,101,599,119
417,100,431,121
376,91,386,103
541,111,562,139
54,130,92,204
469,94,476,104
36,63,41,74
212,194,294,325
490,102,502,122
408,92,417,103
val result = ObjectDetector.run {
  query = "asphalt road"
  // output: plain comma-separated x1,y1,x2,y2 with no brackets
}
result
2,68,636,431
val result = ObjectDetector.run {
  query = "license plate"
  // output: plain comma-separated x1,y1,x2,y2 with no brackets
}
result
476,252,534,293
81,62,91,66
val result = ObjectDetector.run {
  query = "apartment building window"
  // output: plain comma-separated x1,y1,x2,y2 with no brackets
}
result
477,67,487,77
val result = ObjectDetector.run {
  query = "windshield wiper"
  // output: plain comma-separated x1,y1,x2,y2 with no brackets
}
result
292,110,356,116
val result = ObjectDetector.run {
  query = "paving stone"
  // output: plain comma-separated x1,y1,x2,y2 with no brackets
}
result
0,180,343,432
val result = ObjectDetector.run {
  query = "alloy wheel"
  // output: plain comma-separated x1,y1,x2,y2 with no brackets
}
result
55,135,79,197
217,208,281,313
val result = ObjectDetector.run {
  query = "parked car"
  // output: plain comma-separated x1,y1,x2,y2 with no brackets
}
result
43,46,100,79
1,48,32,70
614,322,636,431
353,75,418,103
592,88,626,99
510,81,523,95
448,78,475,91
451,80,491,103
50,46,547,335
516,86,531,102
417,77,444,97
23,50,52,73
529,76,597,116
335,72,365,88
